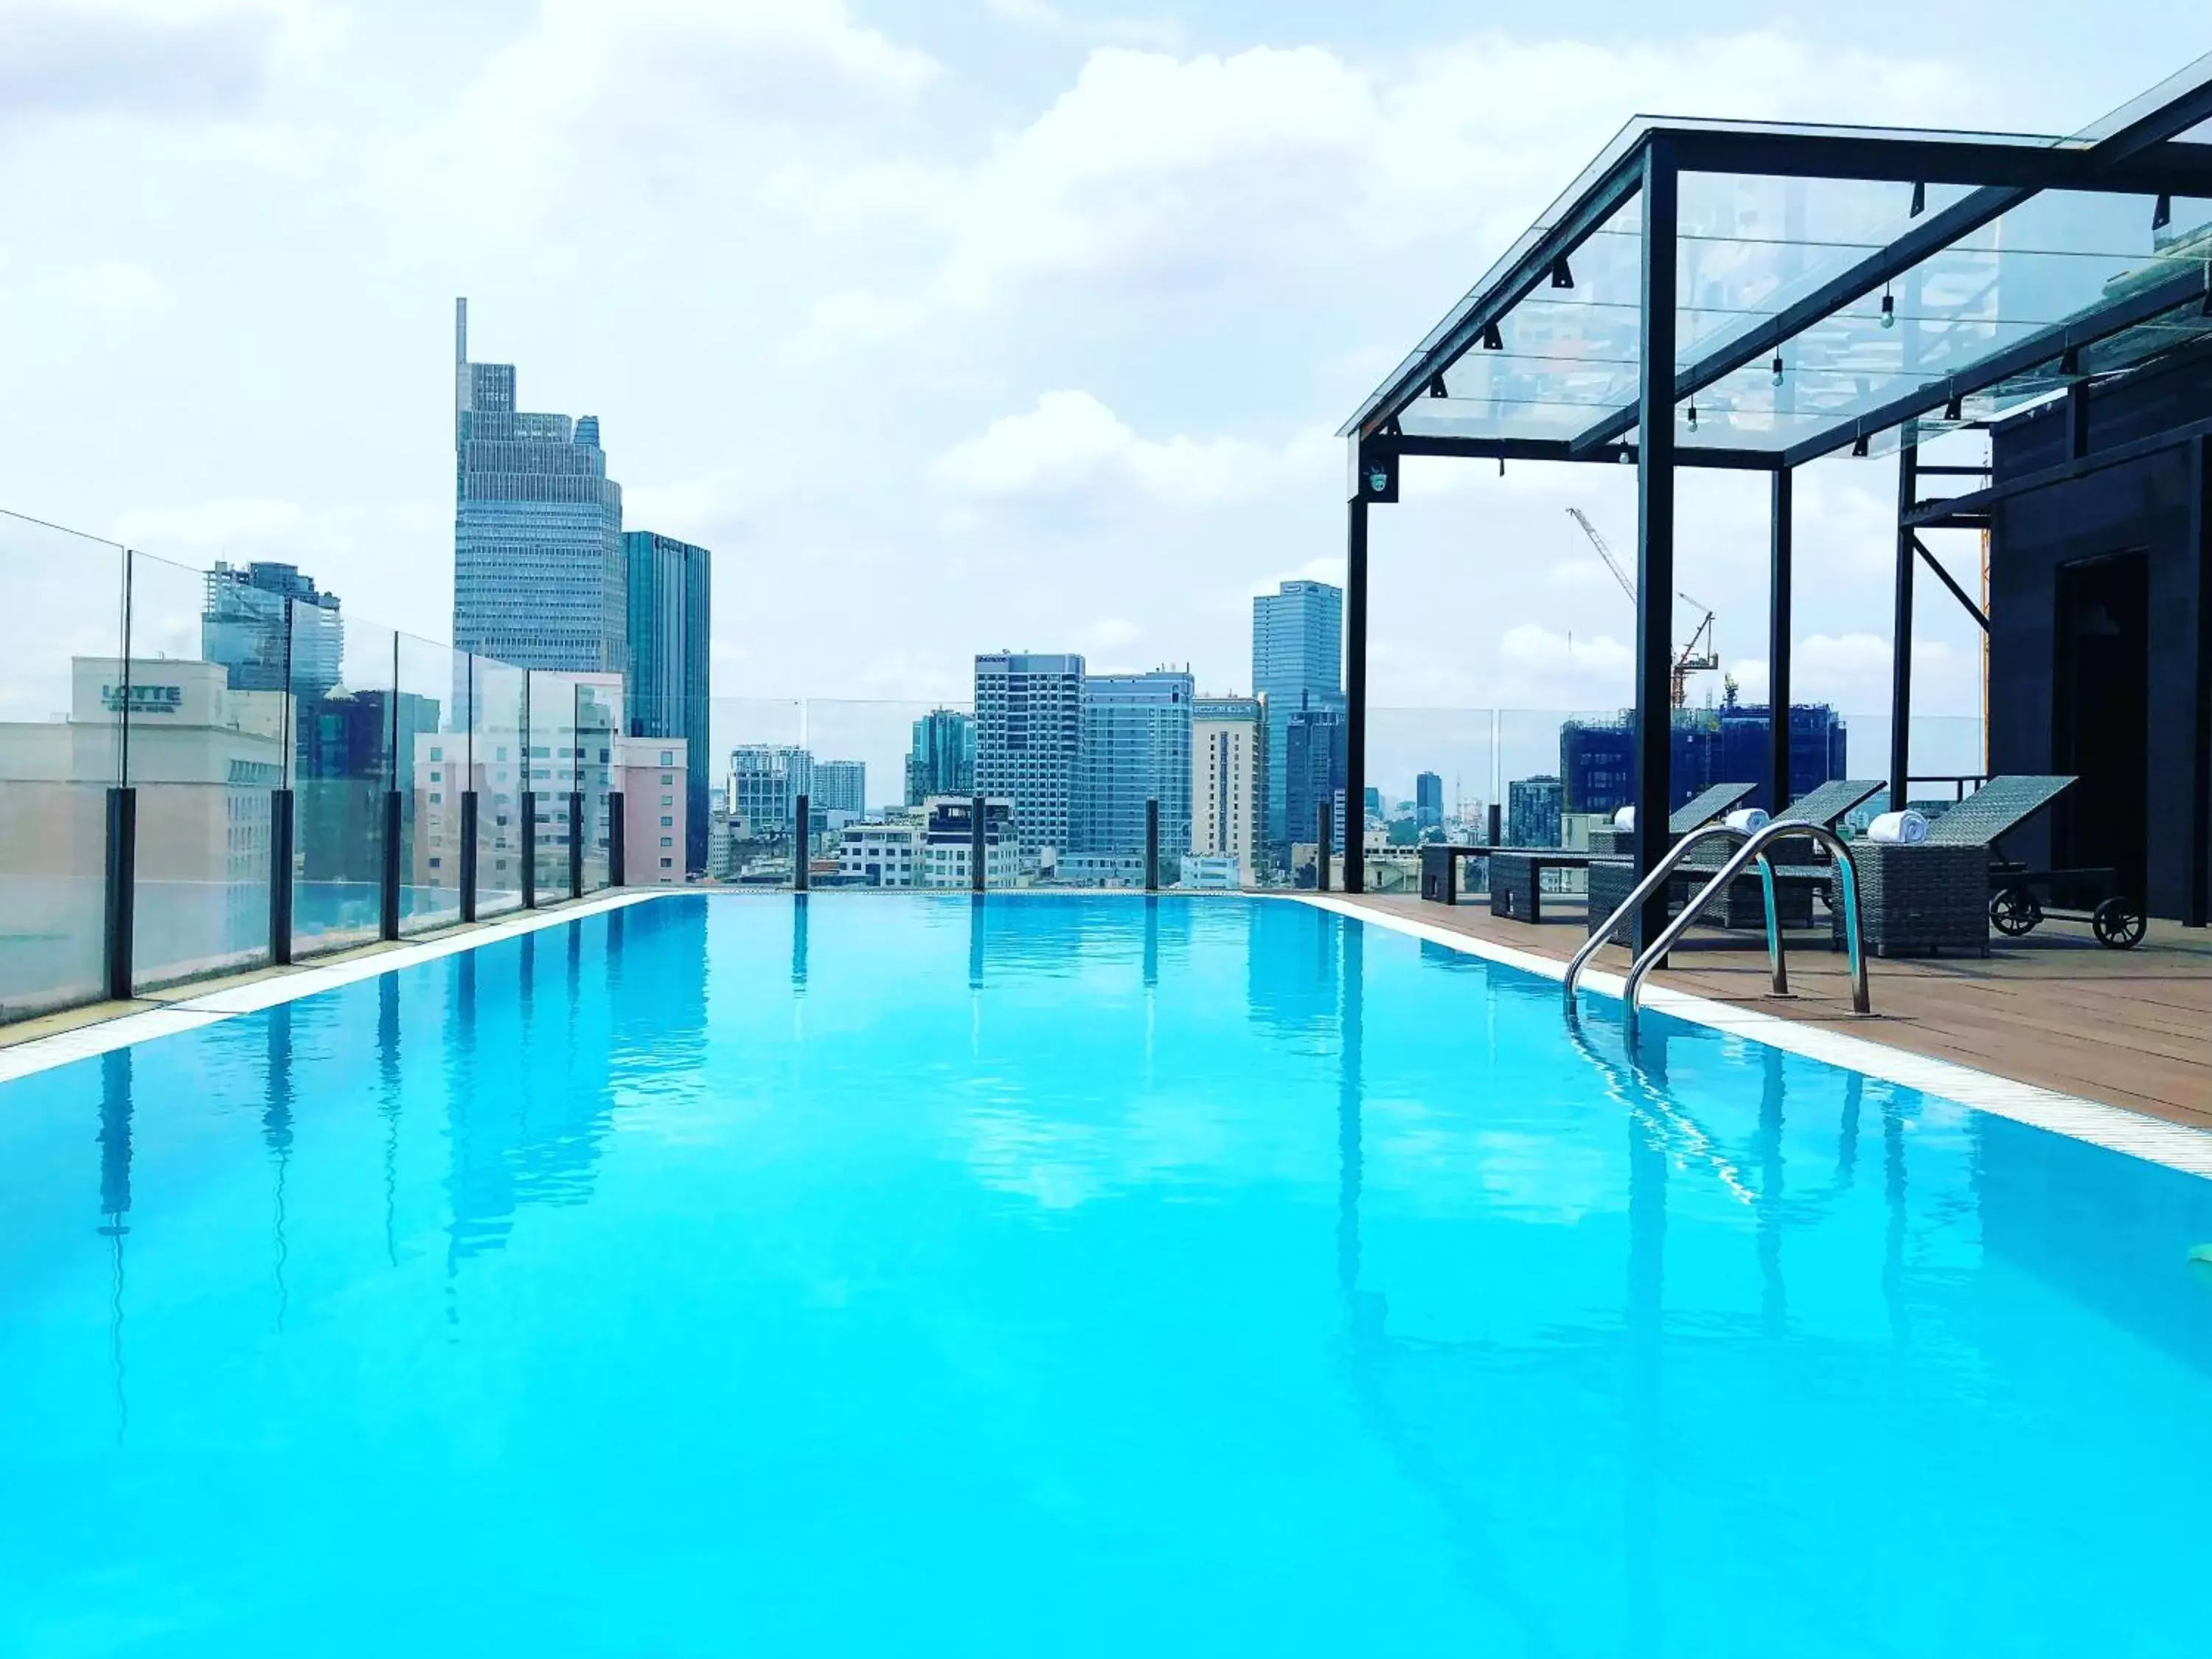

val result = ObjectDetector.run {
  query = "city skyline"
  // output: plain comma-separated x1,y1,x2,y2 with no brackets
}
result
10,6,2157,720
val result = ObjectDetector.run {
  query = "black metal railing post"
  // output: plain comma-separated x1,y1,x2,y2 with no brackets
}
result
459,790,479,921
103,786,136,1001
568,790,584,900
970,793,986,893
1316,799,1332,894
269,787,295,964
1145,797,1160,892
793,792,810,893
380,787,403,941
521,790,538,908
609,789,626,887
1487,801,1503,847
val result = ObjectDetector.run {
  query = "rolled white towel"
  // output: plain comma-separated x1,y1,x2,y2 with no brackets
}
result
1865,809,1929,845
1724,807,1770,835
1613,806,1635,830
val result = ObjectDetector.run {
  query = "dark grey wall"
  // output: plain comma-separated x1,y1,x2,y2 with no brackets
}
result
1988,352,2210,922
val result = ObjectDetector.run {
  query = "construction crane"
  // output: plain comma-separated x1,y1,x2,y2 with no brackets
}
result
1565,507,1720,708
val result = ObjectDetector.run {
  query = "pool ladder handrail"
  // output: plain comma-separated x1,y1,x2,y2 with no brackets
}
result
1562,818,1869,1040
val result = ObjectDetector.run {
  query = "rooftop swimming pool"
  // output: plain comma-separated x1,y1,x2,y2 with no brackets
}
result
4,893,2211,1654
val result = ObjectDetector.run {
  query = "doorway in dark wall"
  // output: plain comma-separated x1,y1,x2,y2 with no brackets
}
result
2051,550,2148,903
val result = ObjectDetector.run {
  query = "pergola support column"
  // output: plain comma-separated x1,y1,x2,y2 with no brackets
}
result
1769,467,1793,813
1889,435,1920,810
1343,493,1369,894
1632,137,1680,953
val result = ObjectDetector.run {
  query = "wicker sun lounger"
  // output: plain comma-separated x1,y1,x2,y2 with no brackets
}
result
1834,775,2121,957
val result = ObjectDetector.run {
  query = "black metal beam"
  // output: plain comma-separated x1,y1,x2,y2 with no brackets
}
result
1786,262,2212,468
1769,468,1793,811
1666,129,2212,193
1889,437,1919,809
1385,432,1781,470
1912,535,1990,631
1343,494,1369,895
1633,137,1680,956
1356,144,1646,439
1902,409,2212,526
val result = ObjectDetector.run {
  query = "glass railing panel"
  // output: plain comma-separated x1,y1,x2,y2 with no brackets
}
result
796,700,1001,891
397,630,463,934
471,656,526,917
577,677,621,893
526,670,581,901
293,608,393,956
0,512,125,1018
126,549,276,990
710,697,806,886
1841,712,1988,819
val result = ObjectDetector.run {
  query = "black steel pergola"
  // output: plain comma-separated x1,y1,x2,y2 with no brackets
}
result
1335,55,2212,944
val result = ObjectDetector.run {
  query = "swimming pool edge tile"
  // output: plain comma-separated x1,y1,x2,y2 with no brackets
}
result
1300,894,2212,1181
0,891,678,1087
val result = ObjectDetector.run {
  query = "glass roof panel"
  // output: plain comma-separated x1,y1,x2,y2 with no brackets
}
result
1349,54,2212,447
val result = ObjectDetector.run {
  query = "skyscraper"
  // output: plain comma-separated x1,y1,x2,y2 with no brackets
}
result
1073,669,1193,858
905,709,975,805
1192,695,1265,885
1284,699,1346,856
622,530,711,873
453,298,626,676
1252,579,1343,855
974,653,1083,857
201,561,343,696
728,745,812,838
812,759,866,818
1508,776,1564,849
1415,771,1444,829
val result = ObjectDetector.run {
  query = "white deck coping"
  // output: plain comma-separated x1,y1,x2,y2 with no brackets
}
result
1301,894,2212,1181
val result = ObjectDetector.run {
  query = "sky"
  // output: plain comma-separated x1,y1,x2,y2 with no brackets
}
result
2,0,2206,726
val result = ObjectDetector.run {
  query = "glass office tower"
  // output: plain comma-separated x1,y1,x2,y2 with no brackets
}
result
622,529,712,874
453,298,627,678
1252,579,1343,857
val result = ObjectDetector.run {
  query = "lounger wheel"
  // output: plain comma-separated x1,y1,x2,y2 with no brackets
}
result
1989,886,2042,937
2092,897,2145,950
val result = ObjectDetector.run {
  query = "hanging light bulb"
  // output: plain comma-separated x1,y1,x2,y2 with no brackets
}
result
1880,285,1896,329
1686,399,1699,431
1770,354,1784,388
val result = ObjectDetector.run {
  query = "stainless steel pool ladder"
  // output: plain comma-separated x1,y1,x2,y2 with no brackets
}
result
1562,818,1869,1042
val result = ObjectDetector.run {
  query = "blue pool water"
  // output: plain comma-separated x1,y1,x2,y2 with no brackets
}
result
4,894,2211,1655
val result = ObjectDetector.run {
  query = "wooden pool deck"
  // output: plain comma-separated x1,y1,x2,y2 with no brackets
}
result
1340,892,2212,1134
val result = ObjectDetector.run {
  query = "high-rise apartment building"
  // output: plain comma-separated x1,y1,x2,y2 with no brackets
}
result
974,653,1084,856
812,759,866,818
1252,579,1343,855
1415,771,1444,829
728,745,812,838
622,530,711,874
1284,701,1346,856
1073,669,1193,858
1508,775,1564,849
905,709,975,805
202,561,344,696
1191,695,1265,886
453,298,626,676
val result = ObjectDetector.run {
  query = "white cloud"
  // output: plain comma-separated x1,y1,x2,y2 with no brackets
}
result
931,389,1330,507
